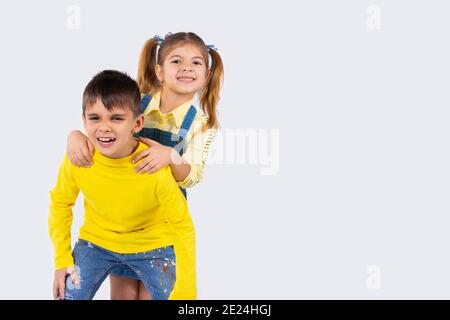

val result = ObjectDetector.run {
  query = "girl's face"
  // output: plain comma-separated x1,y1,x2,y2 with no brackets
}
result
156,43,209,96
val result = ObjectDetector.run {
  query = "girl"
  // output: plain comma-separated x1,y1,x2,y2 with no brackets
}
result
66,32,224,299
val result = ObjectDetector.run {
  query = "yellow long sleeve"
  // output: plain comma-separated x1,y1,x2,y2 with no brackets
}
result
177,116,216,189
48,155,79,269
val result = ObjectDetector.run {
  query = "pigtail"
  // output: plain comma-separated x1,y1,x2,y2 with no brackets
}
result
200,48,224,130
137,38,160,94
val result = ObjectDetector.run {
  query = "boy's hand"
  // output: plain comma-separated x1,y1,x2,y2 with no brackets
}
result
67,130,94,168
133,137,179,174
53,265,80,300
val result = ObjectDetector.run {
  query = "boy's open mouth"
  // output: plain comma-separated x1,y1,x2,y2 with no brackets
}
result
97,137,116,148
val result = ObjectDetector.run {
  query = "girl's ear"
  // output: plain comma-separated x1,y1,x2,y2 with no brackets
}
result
155,64,164,83
201,69,212,90
206,68,212,82
133,114,145,133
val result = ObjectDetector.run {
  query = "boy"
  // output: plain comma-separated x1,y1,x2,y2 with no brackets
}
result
48,70,196,300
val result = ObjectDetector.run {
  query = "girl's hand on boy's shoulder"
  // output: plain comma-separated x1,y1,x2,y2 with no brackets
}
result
67,130,95,168
53,265,79,300
133,137,178,174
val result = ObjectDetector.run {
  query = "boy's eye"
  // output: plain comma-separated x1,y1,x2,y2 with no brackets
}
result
88,117,99,120
112,117,124,121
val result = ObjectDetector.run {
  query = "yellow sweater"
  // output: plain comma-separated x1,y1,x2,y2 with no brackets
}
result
49,141,189,269
49,141,197,299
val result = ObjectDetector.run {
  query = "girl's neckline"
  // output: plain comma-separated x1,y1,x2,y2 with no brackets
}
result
157,90,195,114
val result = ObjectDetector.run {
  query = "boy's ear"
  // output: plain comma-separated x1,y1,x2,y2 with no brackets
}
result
133,114,145,133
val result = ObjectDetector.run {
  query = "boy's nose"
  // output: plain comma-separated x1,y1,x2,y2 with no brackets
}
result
98,125,112,132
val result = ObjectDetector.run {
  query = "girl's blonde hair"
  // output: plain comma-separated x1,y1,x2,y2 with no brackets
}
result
137,32,224,130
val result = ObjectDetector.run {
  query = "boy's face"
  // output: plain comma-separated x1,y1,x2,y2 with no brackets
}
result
83,99,144,159
155,43,210,96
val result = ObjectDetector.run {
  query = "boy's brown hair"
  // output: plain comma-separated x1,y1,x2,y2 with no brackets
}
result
83,70,141,117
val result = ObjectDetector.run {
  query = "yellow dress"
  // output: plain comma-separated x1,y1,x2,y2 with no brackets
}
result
166,212,197,299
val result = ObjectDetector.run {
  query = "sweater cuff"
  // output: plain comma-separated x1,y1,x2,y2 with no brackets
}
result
176,163,203,189
55,255,75,270
176,172,192,189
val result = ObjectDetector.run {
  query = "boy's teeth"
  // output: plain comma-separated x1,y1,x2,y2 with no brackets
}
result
98,137,116,143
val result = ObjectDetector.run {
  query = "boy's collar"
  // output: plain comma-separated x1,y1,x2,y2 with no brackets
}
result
92,140,147,167
144,91,194,128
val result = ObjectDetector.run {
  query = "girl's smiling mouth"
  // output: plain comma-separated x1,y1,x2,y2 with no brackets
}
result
176,75,196,83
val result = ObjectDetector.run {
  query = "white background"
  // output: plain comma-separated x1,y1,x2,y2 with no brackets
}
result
0,0,449,299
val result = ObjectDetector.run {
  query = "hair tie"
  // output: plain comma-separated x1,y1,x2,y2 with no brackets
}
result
206,44,218,52
154,32,173,45
155,33,217,52
153,35,164,45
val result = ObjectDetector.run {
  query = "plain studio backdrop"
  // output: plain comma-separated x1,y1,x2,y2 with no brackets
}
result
0,0,449,299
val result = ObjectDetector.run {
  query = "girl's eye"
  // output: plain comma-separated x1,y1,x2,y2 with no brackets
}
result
171,59,181,64
194,61,202,65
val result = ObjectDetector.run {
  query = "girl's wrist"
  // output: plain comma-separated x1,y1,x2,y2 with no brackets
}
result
169,148,185,166
167,146,178,165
